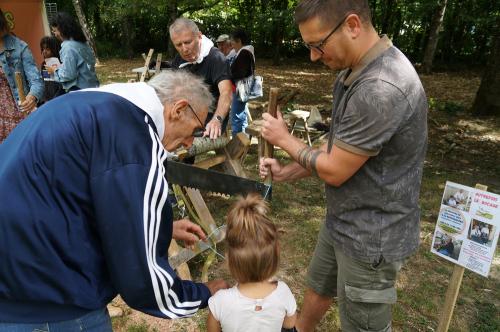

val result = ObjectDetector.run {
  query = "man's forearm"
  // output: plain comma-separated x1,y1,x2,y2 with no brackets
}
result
276,161,311,182
214,87,232,120
279,136,326,176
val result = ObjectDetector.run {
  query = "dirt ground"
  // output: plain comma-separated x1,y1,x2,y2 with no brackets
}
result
96,58,499,332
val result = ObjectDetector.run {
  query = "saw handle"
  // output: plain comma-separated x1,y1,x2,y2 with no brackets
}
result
264,88,280,186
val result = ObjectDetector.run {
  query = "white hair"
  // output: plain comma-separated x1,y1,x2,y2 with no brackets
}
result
147,70,214,113
169,17,200,36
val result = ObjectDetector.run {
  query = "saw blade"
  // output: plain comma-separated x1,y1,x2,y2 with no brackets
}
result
165,160,271,199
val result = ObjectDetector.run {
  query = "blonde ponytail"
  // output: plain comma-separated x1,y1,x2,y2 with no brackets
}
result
226,194,279,283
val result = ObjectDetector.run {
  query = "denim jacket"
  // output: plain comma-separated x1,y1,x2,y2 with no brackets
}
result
54,40,99,90
0,34,44,103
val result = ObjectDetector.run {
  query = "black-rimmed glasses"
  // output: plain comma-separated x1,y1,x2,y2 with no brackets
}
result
304,15,348,54
187,104,205,137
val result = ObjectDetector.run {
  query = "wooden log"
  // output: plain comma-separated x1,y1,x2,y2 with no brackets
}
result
225,132,250,160
436,183,488,332
195,155,226,169
178,137,230,160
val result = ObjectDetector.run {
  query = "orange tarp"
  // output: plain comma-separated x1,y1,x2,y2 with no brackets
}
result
1,0,49,66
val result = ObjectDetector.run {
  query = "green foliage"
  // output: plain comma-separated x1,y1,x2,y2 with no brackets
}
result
429,98,465,114
51,0,499,65
471,300,500,332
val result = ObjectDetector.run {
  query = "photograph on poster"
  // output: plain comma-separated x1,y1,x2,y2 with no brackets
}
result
467,219,496,247
442,185,470,212
432,231,462,261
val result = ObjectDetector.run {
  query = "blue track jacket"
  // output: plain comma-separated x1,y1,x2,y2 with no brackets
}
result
0,86,210,323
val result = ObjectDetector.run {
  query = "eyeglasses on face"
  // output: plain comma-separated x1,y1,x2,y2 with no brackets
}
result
187,104,205,137
303,14,349,54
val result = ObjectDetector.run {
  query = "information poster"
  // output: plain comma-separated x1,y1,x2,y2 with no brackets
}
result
430,181,500,277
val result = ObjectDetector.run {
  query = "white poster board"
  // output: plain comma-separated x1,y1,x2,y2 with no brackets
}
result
430,181,500,277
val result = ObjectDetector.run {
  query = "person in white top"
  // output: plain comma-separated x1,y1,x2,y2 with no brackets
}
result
452,189,466,205
446,196,457,208
480,224,490,244
470,224,482,243
208,194,297,332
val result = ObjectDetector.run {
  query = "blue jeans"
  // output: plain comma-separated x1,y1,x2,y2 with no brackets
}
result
438,248,452,257
0,308,112,332
231,91,248,135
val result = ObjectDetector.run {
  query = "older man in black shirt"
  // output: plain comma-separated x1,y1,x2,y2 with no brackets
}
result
170,18,232,139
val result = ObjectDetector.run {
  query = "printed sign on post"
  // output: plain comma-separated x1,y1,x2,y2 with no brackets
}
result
431,181,499,277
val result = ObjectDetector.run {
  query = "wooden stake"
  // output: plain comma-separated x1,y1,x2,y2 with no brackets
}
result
436,183,488,332
155,53,162,74
140,49,154,82
168,240,192,280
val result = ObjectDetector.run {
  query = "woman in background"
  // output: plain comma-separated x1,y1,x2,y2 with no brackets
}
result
39,36,64,104
0,8,44,142
229,29,255,135
46,12,99,92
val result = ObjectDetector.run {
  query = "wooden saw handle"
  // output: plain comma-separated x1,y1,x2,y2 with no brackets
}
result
264,88,280,186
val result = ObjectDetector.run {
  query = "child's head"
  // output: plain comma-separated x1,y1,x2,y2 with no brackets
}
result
40,36,61,59
225,194,279,283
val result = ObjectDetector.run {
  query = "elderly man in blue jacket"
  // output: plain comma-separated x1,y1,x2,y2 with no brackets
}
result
0,70,228,331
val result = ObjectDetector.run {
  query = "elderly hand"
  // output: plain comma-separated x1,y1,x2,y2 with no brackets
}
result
261,111,289,147
19,94,37,113
203,118,222,139
172,219,206,246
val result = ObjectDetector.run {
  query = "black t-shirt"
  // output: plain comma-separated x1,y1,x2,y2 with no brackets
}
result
231,49,254,82
171,47,231,104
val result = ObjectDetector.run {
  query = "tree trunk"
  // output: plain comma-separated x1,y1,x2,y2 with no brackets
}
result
370,0,379,30
72,0,100,65
380,0,394,35
121,17,134,59
421,0,447,73
272,0,288,66
166,0,178,59
471,20,500,116
391,4,403,45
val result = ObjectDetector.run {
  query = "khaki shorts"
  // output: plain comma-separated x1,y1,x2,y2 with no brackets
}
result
307,223,404,332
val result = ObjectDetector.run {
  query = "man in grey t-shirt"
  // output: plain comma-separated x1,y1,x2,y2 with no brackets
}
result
259,1,427,331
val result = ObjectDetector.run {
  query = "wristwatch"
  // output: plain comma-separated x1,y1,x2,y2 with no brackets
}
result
215,115,223,123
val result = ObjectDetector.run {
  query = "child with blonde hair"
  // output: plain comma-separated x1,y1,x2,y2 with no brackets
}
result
207,194,297,332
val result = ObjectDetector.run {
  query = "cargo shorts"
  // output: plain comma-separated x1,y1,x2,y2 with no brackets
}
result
307,223,404,332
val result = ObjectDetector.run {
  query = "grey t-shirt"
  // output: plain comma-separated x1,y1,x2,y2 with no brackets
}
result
325,36,428,263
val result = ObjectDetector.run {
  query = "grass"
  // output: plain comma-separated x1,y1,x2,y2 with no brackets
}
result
98,58,500,331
